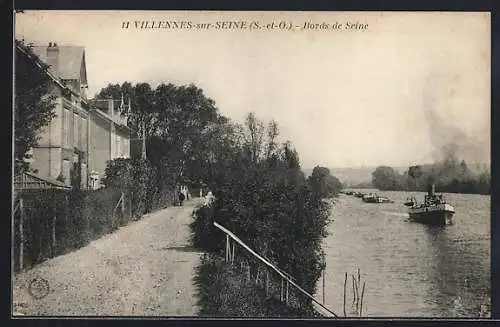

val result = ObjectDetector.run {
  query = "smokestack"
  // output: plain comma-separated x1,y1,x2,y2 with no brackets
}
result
46,42,59,75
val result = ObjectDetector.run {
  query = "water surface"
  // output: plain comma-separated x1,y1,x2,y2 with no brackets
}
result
319,189,490,318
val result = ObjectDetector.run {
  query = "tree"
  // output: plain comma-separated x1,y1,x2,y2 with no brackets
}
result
94,82,224,196
14,40,57,174
308,166,343,198
265,120,280,164
371,166,404,191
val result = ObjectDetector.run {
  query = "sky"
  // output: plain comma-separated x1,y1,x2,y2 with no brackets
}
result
14,11,491,169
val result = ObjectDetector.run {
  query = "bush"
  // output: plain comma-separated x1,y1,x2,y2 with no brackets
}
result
103,157,170,217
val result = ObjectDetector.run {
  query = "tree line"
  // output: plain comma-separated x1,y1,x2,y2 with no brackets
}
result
371,159,491,195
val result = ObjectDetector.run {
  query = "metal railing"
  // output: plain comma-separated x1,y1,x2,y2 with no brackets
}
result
213,221,338,317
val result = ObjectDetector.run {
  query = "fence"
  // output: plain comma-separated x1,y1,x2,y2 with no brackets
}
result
213,221,339,317
13,187,133,272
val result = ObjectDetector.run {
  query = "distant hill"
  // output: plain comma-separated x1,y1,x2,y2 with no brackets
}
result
303,166,403,187
327,166,406,187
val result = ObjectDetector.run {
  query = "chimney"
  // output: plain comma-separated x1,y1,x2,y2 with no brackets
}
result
46,42,59,75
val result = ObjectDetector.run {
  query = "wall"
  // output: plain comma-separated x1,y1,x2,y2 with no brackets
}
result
37,90,63,148
89,113,112,182
113,127,131,159
31,147,62,179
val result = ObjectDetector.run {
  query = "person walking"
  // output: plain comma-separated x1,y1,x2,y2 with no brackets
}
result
204,190,215,206
178,191,185,206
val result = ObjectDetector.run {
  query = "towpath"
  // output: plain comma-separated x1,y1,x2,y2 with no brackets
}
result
13,200,203,316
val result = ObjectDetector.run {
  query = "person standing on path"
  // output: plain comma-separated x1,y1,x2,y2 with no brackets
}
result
178,191,185,206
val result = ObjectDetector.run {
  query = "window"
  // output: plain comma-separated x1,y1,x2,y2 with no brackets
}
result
124,138,129,157
73,113,79,148
116,134,121,158
121,136,126,157
62,160,71,185
80,116,87,150
65,109,72,147
62,109,67,147
80,163,87,189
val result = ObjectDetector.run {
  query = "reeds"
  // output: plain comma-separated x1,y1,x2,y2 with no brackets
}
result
343,268,366,317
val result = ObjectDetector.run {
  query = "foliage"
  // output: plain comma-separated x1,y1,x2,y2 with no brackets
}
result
94,82,222,188
102,156,166,217
371,161,491,195
14,39,57,174
371,166,405,191
308,166,343,198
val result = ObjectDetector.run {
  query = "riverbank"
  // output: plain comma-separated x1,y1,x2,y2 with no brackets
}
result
194,253,323,317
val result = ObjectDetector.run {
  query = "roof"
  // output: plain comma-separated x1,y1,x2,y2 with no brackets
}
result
14,171,72,190
90,108,134,135
31,45,87,84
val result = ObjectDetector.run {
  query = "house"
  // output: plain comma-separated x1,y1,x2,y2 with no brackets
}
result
16,42,137,190
87,97,134,189
25,42,91,188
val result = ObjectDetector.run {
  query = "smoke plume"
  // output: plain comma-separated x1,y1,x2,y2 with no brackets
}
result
422,72,489,167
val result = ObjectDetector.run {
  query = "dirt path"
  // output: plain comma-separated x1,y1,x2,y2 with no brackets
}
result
12,200,204,316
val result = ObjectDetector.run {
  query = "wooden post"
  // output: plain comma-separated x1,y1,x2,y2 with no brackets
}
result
343,272,347,317
355,276,360,310
359,281,366,317
121,192,125,219
231,242,235,265
19,197,24,271
352,275,357,303
225,235,229,262
247,263,251,281
52,215,56,256
129,194,132,219
286,280,289,304
265,270,269,296
322,269,326,305
281,278,284,301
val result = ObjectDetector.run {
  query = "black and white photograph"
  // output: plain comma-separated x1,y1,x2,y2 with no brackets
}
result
12,10,491,318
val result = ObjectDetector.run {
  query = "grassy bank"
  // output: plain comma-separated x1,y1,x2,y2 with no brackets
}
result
194,253,322,318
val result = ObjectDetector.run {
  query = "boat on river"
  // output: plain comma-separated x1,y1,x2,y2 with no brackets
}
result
404,184,455,226
362,193,393,203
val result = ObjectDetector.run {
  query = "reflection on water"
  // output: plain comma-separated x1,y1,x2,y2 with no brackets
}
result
319,189,490,317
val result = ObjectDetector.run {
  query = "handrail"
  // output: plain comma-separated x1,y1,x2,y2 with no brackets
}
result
213,221,338,317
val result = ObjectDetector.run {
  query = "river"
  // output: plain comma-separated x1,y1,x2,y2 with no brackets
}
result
319,189,490,318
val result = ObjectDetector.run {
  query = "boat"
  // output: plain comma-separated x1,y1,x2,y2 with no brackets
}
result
354,192,365,198
406,184,455,226
362,193,393,203
404,197,415,206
